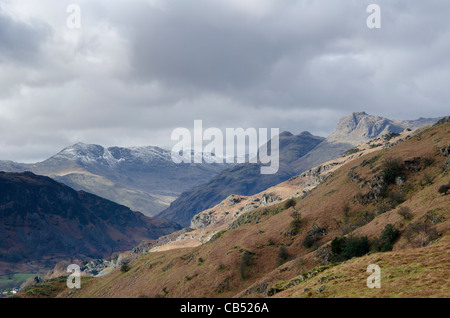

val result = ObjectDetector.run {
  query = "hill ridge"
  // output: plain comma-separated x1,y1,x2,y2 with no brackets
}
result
0,171,181,275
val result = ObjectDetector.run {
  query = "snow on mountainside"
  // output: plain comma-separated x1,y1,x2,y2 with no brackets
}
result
51,143,173,166
51,142,221,167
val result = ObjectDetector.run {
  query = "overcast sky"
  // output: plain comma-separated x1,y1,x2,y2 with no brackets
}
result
0,0,449,162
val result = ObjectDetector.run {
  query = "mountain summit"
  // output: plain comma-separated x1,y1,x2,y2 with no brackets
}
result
52,143,172,167
291,112,439,172
326,112,436,145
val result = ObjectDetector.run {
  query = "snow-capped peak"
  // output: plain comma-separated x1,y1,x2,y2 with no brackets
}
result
50,143,176,166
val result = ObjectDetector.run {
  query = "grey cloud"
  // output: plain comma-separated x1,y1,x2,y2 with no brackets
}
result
0,0,449,162
0,9,50,64
125,1,358,93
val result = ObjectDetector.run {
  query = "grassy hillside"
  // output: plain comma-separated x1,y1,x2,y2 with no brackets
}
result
17,122,450,298
274,236,449,298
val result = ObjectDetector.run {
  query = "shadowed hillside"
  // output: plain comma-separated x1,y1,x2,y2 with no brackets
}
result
0,172,181,275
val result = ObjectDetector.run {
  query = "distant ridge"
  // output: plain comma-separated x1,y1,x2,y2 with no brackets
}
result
0,143,230,216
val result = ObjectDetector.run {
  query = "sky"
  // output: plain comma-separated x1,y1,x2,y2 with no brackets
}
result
0,0,449,162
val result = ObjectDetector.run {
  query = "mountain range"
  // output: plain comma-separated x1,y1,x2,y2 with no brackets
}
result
18,115,449,298
157,112,439,227
0,112,438,227
0,143,230,217
144,126,416,253
157,131,325,226
0,112,443,287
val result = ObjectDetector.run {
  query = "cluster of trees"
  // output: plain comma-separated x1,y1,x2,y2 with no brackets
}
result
330,224,399,262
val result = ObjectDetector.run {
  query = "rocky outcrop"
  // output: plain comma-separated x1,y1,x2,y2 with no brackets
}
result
226,195,242,206
130,228,196,255
190,211,216,229
260,193,281,205
314,245,333,266
266,264,335,297
81,255,128,277
348,167,363,183
304,223,328,244
434,115,450,126
357,173,385,204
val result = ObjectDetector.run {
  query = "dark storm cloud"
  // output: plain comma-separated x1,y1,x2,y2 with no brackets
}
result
0,9,50,64
126,1,358,95
122,0,450,115
0,0,449,162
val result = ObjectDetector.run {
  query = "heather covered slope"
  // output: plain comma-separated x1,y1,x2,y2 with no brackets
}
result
0,172,181,275
49,121,449,298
